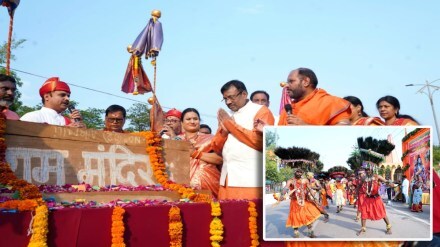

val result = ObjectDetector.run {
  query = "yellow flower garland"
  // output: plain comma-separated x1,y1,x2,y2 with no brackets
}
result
111,206,126,247
168,206,183,247
209,201,224,247
248,201,259,247
131,131,211,203
28,204,49,247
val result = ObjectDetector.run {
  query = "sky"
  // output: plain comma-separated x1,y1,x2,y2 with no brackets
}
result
265,126,422,171
1,1,439,144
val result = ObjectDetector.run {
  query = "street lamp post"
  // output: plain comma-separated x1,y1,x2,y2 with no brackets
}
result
406,79,440,143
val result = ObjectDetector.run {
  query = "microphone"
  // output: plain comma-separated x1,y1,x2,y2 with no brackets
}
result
284,104,292,115
159,129,167,136
67,105,81,123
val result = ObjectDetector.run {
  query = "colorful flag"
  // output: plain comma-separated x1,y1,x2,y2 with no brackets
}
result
279,86,291,114
121,11,163,95
1,0,20,17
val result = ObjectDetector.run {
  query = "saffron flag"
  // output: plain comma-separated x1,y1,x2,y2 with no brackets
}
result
279,86,291,114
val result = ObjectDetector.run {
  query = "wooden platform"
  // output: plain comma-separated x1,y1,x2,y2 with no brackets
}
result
4,120,190,187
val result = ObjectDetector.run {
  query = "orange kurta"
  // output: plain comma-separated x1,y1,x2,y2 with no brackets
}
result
211,105,275,153
278,88,351,126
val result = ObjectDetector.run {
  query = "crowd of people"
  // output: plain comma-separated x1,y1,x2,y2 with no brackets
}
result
0,67,433,240
277,164,431,239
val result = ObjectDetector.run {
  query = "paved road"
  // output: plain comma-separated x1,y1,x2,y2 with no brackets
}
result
264,198,431,241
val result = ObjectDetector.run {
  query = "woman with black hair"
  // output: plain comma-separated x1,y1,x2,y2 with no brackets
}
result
376,95,419,126
343,96,384,125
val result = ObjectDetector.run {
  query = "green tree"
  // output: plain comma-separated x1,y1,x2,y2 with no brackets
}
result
346,149,362,171
80,107,105,129
125,103,150,132
265,130,278,150
266,162,281,184
385,166,391,179
15,103,41,117
0,38,26,111
279,166,293,182
312,160,324,174
378,166,385,176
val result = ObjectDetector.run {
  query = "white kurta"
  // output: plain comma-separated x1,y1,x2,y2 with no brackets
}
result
20,107,67,126
220,101,263,187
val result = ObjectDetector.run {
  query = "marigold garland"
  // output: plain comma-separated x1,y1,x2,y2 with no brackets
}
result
111,206,126,247
168,206,183,247
0,199,39,211
0,114,48,247
131,131,211,203
210,201,223,247
248,201,259,247
28,204,49,247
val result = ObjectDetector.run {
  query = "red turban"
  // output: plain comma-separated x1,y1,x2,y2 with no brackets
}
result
165,108,182,119
39,77,71,97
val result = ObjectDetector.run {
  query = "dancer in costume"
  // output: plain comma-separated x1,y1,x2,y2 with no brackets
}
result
335,177,346,213
347,177,357,206
353,169,366,222
281,168,324,238
357,163,393,236
319,178,329,209
307,172,330,220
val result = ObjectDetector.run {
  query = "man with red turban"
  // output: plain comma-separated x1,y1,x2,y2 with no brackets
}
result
20,77,85,127
160,108,182,139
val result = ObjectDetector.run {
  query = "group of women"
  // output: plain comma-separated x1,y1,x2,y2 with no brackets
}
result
344,95,419,126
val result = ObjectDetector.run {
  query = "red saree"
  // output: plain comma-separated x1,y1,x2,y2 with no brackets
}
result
179,133,221,198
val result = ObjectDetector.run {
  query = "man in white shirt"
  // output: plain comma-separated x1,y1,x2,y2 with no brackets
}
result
21,77,85,127
401,175,409,204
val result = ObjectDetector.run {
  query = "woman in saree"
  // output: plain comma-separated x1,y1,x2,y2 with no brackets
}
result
175,108,222,198
344,96,384,125
376,95,419,126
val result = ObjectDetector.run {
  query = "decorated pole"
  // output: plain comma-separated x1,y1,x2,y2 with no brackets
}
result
279,82,291,115
121,9,164,132
1,0,20,75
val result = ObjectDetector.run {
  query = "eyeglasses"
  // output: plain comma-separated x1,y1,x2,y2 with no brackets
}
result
106,118,124,123
165,119,180,124
221,91,243,103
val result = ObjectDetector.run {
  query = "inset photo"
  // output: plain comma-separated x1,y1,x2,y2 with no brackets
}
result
263,126,433,242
